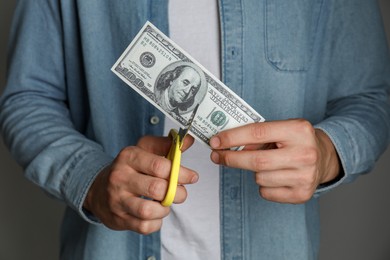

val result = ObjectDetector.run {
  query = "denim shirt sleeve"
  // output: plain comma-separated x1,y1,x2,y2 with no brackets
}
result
0,1,113,223
313,1,390,195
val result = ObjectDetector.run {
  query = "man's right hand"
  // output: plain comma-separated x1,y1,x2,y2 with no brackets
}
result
83,135,198,234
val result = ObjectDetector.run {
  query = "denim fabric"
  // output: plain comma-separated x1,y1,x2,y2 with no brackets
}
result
1,0,390,259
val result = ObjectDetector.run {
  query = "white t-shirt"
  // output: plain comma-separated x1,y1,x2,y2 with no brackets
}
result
161,1,221,259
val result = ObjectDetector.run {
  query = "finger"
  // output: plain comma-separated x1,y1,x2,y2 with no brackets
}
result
255,170,291,188
254,169,316,188
137,136,172,156
137,134,195,155
112,212,164,234
210,149,294,172
181,134,195,152
121,196,170,220
125,218,163,235
212,143,319,172
127,174,190,203
95,196,166,233
259,186,313,204
210,119,314,149
121,146,198,184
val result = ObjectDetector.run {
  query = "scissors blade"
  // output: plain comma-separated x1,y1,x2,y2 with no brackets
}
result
178,103,199,140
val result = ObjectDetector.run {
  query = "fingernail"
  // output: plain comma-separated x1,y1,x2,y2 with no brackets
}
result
191,174,199,184
210,136,220,148
211,151,220,164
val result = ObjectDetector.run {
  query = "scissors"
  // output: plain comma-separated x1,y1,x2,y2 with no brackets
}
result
161,104,199,207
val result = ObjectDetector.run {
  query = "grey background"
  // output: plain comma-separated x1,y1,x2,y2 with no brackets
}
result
0,1,390,259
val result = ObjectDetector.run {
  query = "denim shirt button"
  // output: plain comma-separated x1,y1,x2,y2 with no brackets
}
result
150,115,160,125
146,256,156,260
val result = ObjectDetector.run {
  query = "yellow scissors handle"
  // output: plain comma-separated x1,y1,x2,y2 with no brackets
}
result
161,129,182,207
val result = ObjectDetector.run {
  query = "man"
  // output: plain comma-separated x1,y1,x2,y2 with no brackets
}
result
1,1,389,259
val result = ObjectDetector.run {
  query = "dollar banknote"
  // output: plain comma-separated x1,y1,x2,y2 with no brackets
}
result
112,21,265,148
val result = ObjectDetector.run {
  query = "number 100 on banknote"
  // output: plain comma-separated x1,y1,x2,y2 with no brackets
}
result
112,21,265,148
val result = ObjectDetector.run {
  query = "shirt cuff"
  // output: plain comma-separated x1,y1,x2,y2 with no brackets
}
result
313,122,353,197
62,150,113,224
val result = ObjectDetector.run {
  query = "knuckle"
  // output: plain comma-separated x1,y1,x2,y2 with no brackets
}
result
294,188,313,203
251,123,268,140
253,154,268,171
218,132,233,147
118,146,132,158
118,146,139,163
294,146,318,166
303,147,319,165
223,152,237,167
149,157,166,177
295,119,315,136
137,221,153,235
136,220,162,235
137,201,154,219
218,152,230,166
147,179,166,199
105,177,123,204
107,169,123,186
296,170,317,187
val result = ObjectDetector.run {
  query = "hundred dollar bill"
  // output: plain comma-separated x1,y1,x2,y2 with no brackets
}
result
111,21,265,148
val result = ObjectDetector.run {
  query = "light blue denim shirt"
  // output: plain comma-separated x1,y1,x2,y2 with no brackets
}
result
1,0,390,259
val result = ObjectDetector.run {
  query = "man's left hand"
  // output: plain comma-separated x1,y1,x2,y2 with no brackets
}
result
209,119,340,204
